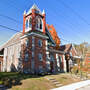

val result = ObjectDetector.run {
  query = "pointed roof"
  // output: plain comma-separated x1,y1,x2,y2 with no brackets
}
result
31,4,39,10
42,9,45,14
27,4,42,15
0,32,22,51
60,44,72,53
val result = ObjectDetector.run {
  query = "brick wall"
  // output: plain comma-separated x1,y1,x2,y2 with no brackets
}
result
85,53,90,71
22,35,47,74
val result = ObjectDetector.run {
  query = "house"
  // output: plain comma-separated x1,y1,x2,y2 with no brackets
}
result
60,44,81,72
0,4,66,74
85,51,90,71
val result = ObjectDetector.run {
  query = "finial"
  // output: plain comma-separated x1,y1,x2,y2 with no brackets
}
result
42,9,45,14
23,10,26,15
32,3,38,9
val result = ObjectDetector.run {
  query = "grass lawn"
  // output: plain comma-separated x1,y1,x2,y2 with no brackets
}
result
0,72,82,90
45,73,81,85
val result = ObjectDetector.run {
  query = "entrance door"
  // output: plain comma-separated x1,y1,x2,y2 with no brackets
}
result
50,61,54,73
66,60,69,72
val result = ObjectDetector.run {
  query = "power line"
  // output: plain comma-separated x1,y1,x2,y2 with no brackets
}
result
25,0,34,11
0,14,23,25
0,24,20,32
48,10,82,40
57,0,90,26
7,0,23,12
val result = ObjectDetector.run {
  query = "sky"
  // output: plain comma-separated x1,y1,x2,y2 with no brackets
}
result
0,0,90,46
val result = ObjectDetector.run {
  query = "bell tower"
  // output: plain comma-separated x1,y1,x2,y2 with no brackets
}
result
23,4,46,34
22,4,48,74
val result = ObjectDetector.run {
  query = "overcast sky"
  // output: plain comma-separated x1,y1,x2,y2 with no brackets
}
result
0,0,90,46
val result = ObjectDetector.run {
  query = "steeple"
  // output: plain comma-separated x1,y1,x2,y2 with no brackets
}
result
31,4,39,10
23,10,26,15
27,4,41,15
42,9,45,14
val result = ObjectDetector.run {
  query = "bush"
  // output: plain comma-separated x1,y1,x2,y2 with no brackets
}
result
71,66,78,75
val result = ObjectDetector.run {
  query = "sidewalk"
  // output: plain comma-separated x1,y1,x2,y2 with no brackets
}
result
51,80,90,90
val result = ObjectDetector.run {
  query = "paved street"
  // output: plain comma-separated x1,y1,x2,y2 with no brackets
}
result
77,85,90,90
51,80,90,90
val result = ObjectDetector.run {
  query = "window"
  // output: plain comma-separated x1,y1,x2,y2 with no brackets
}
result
32,52,34,58
70,52,72,56
25,53,29,61
29,17,32,27
46,54,50,60
26,39,29,47
38,53,43,61
38,40,42,47
35,16,43,31
39,65,43,72
50,55,54,61
59,56,62,63
32,37,35,44
26,20,28,29
32,46,34,51
17,53,20,59
40,19,42,29
35,10,39,14
36,17,39,28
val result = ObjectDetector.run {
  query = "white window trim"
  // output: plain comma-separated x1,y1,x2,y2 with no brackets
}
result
35,16,43,32
25,17,32,32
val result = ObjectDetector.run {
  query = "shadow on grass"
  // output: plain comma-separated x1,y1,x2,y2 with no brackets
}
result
0,72,44,89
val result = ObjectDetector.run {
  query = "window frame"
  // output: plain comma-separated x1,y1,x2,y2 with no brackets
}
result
38,53,43,61
25,52,29,61
25,19,28,29
29,17,32,28
38,39,42,47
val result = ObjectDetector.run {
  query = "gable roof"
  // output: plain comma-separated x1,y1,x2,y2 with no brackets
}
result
45,26,56,46
60,44,77,55
46,24,60,46
0,25,56,51
27,4,42,15
0,32,22,51
60,44,72,53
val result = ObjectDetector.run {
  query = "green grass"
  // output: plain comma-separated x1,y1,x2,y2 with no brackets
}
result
0,72,83,90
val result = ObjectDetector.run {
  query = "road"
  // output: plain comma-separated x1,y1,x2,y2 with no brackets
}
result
77,85,90,90
51,80,90,90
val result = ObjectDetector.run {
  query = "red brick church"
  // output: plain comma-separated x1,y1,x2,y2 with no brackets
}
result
0,4,79,74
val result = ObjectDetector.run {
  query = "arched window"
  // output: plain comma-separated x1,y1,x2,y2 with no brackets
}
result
26,20,28,29
36,19,38,28
35,16,43,31
29,17,32,28
40,19,42,29
36,16,39,29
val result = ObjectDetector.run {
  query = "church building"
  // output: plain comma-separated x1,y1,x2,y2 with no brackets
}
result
0,4,80,74
0,4,65,74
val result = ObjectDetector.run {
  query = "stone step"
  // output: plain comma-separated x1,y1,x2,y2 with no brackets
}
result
49,78,56,80
50,79,57,82
53,82,60,84
56,84,62,87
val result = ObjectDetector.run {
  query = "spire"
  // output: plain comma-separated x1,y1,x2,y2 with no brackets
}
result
42,9,45,14
27,4,42,15
31,4,39,10
23,10,26,15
